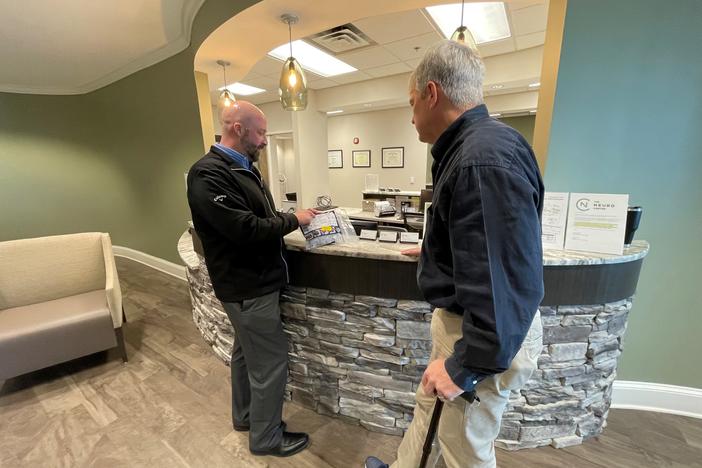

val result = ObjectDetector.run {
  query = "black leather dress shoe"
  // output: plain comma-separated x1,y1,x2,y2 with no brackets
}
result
234,421,287,432
250,431,310,457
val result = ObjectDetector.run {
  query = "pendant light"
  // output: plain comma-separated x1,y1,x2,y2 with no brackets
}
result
278,14,308,111
216,59,236,117
450,0,478,51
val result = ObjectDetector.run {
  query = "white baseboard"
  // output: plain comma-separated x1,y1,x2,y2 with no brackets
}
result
113,245,187,281
612,380,702,419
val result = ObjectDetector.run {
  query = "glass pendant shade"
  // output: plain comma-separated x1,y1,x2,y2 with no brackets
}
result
217,89,236,117
279,57,308,111
451,26,478,51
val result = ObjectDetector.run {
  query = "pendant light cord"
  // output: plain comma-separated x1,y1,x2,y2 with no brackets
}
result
288,21,293,58
460,0,465,28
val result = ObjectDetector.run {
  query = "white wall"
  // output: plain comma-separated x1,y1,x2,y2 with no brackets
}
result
327,107,428,208
292,90,331,208
258,101,293,134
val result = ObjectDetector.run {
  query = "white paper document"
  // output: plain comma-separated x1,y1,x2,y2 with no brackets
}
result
564,193,629,255
541,192,569,250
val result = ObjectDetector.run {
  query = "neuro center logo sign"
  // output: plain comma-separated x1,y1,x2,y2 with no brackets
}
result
576,198,591,211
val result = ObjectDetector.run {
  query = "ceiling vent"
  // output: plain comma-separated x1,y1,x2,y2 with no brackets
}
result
306,23,376,55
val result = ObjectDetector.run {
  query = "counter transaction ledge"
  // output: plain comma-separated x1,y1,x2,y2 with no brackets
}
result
178,225,649,450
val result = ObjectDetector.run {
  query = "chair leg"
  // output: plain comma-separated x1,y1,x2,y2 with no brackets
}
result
122,306,127,323
115,326,128,363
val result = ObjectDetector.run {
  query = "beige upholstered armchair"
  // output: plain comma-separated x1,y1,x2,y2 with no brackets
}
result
0,232,127,380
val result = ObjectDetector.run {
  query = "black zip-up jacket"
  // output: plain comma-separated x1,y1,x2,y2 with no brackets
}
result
419,104,544,392
186,146,299,302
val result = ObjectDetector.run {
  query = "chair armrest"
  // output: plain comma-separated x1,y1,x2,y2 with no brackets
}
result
101,234,123,328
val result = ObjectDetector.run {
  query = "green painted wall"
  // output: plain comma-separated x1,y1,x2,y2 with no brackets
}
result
500,115,535,144
0,0,257,262
546,0,702,387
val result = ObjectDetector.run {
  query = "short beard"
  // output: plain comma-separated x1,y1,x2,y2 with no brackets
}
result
241,132,261,162
245,144,261,162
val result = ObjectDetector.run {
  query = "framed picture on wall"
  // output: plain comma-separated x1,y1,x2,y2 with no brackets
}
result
328,149,343,169
352,150,371,168
381,147,404,168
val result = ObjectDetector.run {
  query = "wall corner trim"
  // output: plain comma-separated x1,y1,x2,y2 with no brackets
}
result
113,245,187,281
612,380,702,419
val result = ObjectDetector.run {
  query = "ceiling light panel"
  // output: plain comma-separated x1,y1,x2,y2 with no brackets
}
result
426,2,511,44
219,82,266,96
268,40,357,77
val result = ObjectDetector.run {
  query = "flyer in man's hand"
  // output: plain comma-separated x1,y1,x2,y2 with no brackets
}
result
300,210,343,248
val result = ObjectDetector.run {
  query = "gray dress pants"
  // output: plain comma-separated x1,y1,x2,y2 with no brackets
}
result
222,290,288,451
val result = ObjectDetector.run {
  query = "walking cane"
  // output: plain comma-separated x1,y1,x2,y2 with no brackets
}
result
419,391,478,468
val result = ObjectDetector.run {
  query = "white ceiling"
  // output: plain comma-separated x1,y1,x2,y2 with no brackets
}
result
202,1,548,106
0,0,204,95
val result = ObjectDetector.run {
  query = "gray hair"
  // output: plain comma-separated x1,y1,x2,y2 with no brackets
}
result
411,40,485,108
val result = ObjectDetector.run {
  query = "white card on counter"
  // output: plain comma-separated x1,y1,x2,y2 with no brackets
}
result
541,192,569,250
564,193,629,255
378,231,398,243
359,229,378,240
400,232,420,244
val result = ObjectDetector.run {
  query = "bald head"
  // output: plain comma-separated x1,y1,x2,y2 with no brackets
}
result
219,100,268,163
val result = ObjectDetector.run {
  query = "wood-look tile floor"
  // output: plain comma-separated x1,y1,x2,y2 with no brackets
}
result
1,258,700,468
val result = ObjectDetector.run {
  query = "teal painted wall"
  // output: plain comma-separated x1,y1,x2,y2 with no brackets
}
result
546,0,702,387
0,0,257,262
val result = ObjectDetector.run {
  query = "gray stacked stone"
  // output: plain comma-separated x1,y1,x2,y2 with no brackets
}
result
496,300,632,450
186,258,634,450
278,289,432,436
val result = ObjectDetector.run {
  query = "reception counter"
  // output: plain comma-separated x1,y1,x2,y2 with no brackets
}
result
178,228,649,450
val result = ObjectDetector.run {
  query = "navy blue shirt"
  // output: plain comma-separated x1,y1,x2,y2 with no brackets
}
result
418,104,544,392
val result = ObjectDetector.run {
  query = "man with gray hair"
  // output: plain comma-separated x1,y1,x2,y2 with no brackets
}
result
366,40,544,468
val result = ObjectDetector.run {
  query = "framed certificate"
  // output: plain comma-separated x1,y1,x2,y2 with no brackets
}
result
352,150,371,168
381,147,404,168
328,149,343,169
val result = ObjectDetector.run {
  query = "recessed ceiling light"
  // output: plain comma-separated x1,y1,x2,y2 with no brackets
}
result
490,112,502,117
528,82,541,88
426,2,511,44
268,40,357,77
218,82,266,96
490,84,504,89
326,110,344,115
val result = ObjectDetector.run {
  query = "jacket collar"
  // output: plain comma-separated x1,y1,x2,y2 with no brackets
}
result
209,145,263,181
211,145,250,168
430,104,489,164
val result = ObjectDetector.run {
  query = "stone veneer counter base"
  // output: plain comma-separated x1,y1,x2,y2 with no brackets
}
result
179,229,649,450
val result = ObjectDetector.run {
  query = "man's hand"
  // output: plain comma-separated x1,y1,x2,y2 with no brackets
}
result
294,208,318,226
401,246,421,257
422,358,463,401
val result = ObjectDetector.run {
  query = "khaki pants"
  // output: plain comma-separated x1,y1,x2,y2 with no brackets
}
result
392,308,543,468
